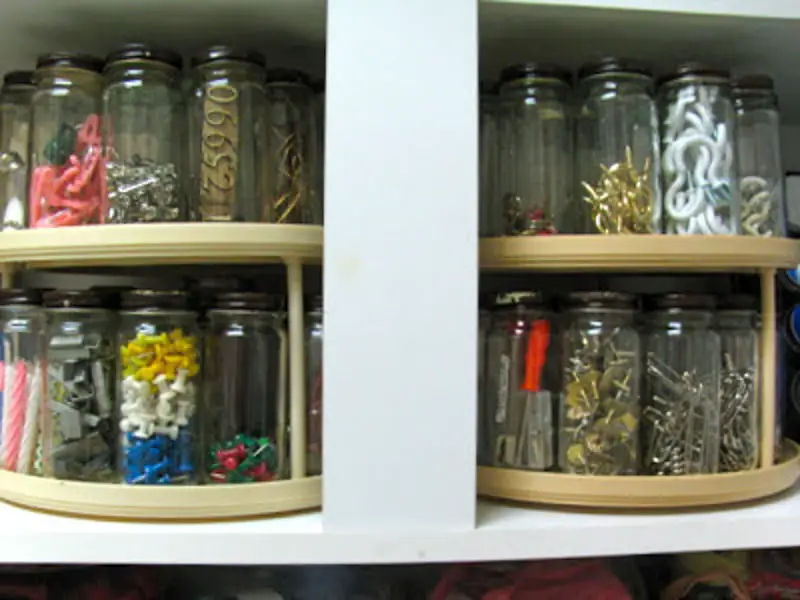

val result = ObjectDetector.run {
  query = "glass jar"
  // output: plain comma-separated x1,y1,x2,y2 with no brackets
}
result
495,63,573,235
0,290,44,474
643,294,721,475
658,63,740,235
559,292,641,475
204,293,287,484
306,295,322,476
265,69,321,224
103,44,184,224
716,295,759,472
481,292,557,470
189,46,267,222
576,59,661,234
0,71,34,231
117,290,200,485
312,79,325,222
733,75,786,237
477,300,492,465
29,53,104,228
479,83,499,237
40,291,115,482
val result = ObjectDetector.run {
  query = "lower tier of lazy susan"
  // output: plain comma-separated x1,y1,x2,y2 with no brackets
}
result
0,471,321,520
477,441,800,509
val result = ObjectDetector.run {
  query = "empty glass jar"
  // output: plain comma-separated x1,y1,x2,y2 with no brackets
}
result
0,290,44,475
103,44,185,223
479,84,499,237
41,291,115,482
658,64,740,235
481,292,557,470
117,291,200,485
733,75,786,237
495,63,573,235
204,293,287,484
189,46,268,222
306,295,323,476
29,53,104,228
0,71,34,230
559,292,641,475
576,58,661,234
644,294,721,475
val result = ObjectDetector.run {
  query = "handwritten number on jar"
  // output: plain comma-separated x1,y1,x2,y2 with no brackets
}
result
200,83,239,219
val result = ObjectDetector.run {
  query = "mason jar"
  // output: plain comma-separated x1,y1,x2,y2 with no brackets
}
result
479,83,499,237
311,79,325,222
644,294,721,475
189,46,268,222
576,59,661,234
733,75,786,237
716,295,759,472
0,289,44,475
265,69,321,224
306,295,323,476
559,292,641,475
482,292,557,470
103,44,184,223
204,293,287,484
41,291,115,482
658,64,740,235
477,300,492,465
117,290,201,485
0,71,34,230
495,63,573,235
29,53,105,229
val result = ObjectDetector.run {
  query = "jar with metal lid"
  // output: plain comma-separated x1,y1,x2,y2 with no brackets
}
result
40,290,115,482
643,294,721,475
576,59,661,234
715,295,759,472
733,75,786,237
203,293,287,484
103,44,185,224
559,292,641,475
479,83,499,236
117,290,201,484
0,71,34,230
481,292,557,470
658,63,740,235
0,289,44,474
306,295,323,476
495,63,573,235
189,46,268,222
265,69,321,224
29,53,105,228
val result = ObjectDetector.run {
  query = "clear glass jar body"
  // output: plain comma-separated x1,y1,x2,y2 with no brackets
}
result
734,87,785,237
560,308,641,475
265,78,321,224
577,72,661,234
644,309,721,474
29,65,104,228
479,92,499,236
117,310,201,484
189,59,267,222
716,309,759,471
306,301,323,476
0,304,45,474
204,309,287,483
313,87,325,222
103,59,184,223
659,73,740,235
41,308,115,481
482,302,557,470
0,81,34,230
477,308,491,464
496,75,573,235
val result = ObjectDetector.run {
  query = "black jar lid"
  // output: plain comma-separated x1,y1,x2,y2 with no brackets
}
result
0,288,41,306
578,57,652,81
732,74,775,94
89,286,134,310
214,292,284,311
305,294,322,312
35,52,104,73
657,62,730,87
122,289,190,311
266,68,312,86
498,62,572,86
563,291,637,311
2,71,34,87
191,45,266,69
105,43,182,70
717,294,759,311
646,293,716,311
43,290,103,309
493,291,546,309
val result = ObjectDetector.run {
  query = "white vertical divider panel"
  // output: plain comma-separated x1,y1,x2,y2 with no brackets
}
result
323,0,479,531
